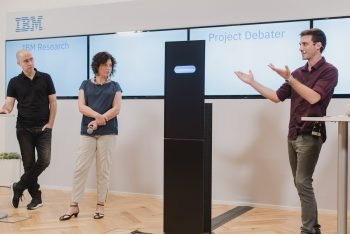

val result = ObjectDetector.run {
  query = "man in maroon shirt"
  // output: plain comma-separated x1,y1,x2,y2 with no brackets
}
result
234,28,338,234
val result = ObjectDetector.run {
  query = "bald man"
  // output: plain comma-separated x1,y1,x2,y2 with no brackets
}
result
0,50,57,210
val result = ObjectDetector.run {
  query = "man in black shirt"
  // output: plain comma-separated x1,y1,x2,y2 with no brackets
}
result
0,49,57,210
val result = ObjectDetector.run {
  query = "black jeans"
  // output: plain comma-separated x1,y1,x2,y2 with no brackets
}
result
16,127,52,199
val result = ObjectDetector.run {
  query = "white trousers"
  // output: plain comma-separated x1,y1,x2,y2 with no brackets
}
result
71,135,116,203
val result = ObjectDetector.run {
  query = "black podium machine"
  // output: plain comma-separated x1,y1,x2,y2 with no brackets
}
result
164,40,212,234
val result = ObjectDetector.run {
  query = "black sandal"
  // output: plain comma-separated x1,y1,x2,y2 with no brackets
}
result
59,204,79,221
94,203,105,219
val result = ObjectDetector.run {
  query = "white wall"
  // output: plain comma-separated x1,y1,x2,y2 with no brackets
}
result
1,0,350,211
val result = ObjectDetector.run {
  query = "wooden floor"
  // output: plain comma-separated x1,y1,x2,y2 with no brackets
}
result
0,187,344,234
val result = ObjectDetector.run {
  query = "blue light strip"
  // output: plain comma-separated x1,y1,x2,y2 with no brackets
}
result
174,65,196,74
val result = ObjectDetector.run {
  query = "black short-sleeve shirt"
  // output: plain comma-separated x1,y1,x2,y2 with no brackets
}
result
7,69,56,127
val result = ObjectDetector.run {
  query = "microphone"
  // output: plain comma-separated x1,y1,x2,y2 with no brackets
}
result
87,121,97,134
87,126,94,134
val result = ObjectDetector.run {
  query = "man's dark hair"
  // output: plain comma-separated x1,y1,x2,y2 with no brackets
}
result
91,51,117,76
300,28,327,53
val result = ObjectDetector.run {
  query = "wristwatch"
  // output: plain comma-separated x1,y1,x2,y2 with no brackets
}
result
286,75,294,83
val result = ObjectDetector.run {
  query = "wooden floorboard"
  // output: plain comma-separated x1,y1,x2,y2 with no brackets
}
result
0,187,345,233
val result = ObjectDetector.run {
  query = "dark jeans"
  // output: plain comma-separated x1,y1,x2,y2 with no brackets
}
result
16,127,52,199
288,135,323,234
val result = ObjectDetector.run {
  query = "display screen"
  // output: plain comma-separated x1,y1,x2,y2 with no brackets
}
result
313,17,350,95
5,36,88,98
190,21,310,96
89,29,188,97
4,17,348,99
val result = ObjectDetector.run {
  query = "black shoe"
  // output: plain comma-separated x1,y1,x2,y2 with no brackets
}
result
314,224,321,234
11,182,24,208
27,199,43,210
